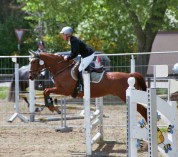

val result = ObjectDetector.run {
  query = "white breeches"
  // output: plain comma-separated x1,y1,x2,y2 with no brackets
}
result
78,53,95,72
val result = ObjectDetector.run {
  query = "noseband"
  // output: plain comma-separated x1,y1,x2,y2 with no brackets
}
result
29,58,46,76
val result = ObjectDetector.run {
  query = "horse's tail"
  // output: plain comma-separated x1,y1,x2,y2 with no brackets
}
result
131,72,147,91
8,74,15,102
130,72,148,121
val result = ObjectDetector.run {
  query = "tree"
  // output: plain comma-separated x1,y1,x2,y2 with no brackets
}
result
77,0,178,74
18,0,137,53
17,0,178,74
120,0,178,74
0,0,32,55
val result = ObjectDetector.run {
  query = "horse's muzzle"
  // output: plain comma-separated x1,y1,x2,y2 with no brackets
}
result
28,74,35,80
28,70,39,80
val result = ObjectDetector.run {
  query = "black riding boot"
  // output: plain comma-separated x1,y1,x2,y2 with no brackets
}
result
77,71,84,92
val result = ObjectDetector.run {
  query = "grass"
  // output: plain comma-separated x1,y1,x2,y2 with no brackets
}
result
156,88,167,95
0,87,9,99
159,127,168,133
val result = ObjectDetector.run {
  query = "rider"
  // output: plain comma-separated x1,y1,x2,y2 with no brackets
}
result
60,26,95,92
37,41,46,52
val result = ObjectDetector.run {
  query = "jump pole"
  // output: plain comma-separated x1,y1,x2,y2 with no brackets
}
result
29,88,83,123
131,55,135,73
8,58,28,122
83,71,103,156
55,97,73,132
95,97,103,141
29,79,35,122
83,71,92,155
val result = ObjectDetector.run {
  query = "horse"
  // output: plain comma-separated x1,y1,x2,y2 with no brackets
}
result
28,51,148,121
8,64,54,111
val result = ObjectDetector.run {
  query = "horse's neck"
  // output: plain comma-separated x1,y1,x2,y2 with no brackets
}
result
41,54,58,73
40,54,73,76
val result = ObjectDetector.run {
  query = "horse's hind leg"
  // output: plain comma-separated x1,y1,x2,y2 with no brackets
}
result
137,104,147,122
23,97,30,107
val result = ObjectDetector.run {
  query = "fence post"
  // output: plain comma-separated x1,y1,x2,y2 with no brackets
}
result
131,55,135,73
8,59,28,122
126,77,137,156
15,63,19,113
29,79,35,122
147,88,158,157
55,97,73,132
83,71,92,156
95,97,103,141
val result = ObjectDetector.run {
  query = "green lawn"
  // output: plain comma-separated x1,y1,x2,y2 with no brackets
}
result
0,87,9,99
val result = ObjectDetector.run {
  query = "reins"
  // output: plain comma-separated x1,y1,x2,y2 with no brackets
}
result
29,58,65,74
30,56,76,78
52,61,75,78
48,60,64,70
47,58,76,77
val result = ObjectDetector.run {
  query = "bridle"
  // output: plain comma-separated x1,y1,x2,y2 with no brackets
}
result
29,57,76,78
29,58,46,76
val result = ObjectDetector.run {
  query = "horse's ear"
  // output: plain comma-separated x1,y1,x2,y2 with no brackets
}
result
29,50,40,58
29,50,35,56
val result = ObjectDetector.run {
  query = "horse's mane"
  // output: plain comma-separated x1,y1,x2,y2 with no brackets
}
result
40,52,76,64
41,52,62,60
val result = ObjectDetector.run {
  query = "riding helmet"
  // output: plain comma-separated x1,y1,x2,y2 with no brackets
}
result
60,26,73,35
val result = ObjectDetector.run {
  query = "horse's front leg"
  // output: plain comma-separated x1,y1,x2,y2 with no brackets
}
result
43,87,61,113
43,87,59,96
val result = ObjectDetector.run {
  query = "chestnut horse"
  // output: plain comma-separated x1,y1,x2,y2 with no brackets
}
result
28,51,147,120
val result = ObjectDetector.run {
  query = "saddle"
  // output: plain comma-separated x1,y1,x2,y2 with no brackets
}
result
71,61,106,98
85,62,105,73
71,61,105,83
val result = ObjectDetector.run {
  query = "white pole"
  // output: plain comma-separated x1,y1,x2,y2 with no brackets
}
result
95,97,103,141
147,88,158,157
29,80,35,122
15,63,19,113
63,98,67,127
153,65,156,88
126,77,137,157
60,98,64,127
131,55,135,73
168,79,171,102
55,97,73,132
8,60,28,123
83,72,92,156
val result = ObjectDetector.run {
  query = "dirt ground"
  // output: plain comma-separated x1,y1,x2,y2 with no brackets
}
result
0,99,164,157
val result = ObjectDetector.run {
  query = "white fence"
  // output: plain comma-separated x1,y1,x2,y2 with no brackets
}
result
0,52,178,156
1,52,178,124
127,78,178,157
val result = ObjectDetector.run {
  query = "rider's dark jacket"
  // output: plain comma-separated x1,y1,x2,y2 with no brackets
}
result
67,36,94,60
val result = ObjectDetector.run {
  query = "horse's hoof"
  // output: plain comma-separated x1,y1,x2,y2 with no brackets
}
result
35,108,40,112
57,111,61,114
35,107,44,112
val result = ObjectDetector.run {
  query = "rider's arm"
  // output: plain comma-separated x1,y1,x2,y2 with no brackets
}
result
67,38,79,60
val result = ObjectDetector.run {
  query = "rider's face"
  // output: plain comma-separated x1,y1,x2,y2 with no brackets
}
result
62,34,68,41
